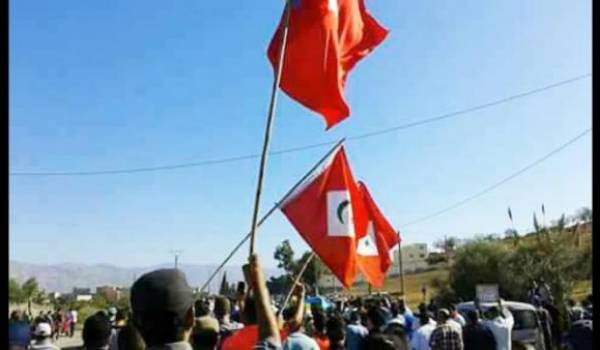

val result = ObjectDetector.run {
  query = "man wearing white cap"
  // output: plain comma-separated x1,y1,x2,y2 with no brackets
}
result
31,322,60,350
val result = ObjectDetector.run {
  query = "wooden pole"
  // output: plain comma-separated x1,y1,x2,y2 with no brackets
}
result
397,233,405,296
277,252,315,317
248,0,293,256
200,139,345,292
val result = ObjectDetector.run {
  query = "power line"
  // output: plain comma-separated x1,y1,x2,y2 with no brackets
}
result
10,74,590,177
399,127,592,228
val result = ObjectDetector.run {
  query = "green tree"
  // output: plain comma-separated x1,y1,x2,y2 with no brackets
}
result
32,290,47,305
219,272,230,296
448,240,507,301
295,252,326,294
266,275,288,295
274,240,296,274
21,278,40,315
9,278,24,304
575,207,592,223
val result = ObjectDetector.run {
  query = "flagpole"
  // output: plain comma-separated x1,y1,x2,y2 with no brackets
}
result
200,138,345,292
507,207,518,245
248,0,293,256
277,252,315,317
397,232,405,296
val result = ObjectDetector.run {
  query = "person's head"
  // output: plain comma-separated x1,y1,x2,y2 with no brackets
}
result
115,308,127,323
448,304,457,316
366,306,387,331
213,296,231,321
390,302,399,318
567,299,576,307
418,311,430,326
312,310,327,335
437,309,450,323
10,310,22,322
117,322,146,350
397,299,406,314
82,313,112,349
195,299,210,318
33,322,52,342
487,306,500,319
418,303,427,314
466,310,479,325
191,316,220,350
130,268,195,347
282,304,304,333
349,310,361,324
326,313,345,345
241,294,257,325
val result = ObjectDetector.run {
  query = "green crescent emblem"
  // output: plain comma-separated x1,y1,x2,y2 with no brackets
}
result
337,200,350,224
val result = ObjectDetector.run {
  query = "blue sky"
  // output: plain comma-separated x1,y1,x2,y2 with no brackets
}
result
10,0,591,269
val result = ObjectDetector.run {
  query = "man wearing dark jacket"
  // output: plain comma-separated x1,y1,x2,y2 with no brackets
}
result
462,310,495,350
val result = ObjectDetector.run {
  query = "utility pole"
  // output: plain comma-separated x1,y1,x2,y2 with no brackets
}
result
397,232,405,296
170,250,183,269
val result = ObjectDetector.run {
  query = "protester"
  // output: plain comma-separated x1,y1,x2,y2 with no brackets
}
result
191,316,220,350
244,254,283,349
69,308,78,337
448,305,466,327
563,318,592,350
30,322,60,350
281,286,320,350
345,310,368,350
220,258,291,350
213,296,244,339
117,321,146,350
9,310,32,350
361,306,391,348
532,297,551,350
429,309,463,350
53,310,63,340
82,312,113,350
411,311,437,350
130,268,195,350
107,309,130,350
566,299,585,323
479,300,513,350
398,299,417,339
461,310,495,350
388,302,406,328
326,313,346,350
311,310,330,350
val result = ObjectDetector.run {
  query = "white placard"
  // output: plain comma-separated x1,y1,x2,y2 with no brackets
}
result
476,284,499,303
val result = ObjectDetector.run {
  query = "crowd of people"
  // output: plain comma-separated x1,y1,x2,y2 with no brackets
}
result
8,257,594,350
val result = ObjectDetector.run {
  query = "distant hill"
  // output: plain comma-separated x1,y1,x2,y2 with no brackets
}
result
9,260,280,293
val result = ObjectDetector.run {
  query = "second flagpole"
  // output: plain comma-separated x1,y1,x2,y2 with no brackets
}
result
248,0,293,256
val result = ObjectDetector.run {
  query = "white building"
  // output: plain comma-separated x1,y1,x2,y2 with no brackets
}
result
317,243,430,287
390,243,429,274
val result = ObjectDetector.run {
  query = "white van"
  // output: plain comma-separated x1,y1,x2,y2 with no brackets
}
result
457,301,543,348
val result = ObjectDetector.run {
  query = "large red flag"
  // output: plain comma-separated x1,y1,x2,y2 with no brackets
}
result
280,146,368,288
268,0,388,129
355,182,399,287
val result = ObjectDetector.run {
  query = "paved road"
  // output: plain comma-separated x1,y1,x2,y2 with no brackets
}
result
54,330,83,349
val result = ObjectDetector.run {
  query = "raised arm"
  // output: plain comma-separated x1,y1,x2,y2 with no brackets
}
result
243,254,281,345
288,283,306,331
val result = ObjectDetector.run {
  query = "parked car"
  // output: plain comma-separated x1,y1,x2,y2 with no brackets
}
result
457,300,543,348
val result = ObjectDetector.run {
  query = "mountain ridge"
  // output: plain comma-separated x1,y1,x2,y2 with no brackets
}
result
9,260,280,293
